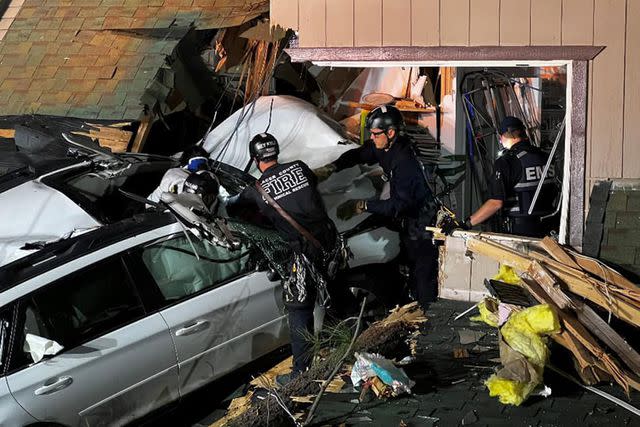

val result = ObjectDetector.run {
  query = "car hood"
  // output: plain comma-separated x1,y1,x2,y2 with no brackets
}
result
0,180,101,266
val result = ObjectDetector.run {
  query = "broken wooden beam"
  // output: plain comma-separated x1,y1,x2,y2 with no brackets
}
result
466,238,640,328
521,278,635,393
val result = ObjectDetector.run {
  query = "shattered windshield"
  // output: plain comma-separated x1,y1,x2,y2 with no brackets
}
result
227,219,290,278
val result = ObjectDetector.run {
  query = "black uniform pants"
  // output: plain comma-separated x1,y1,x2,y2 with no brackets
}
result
287,305,314,375
401,235,439,309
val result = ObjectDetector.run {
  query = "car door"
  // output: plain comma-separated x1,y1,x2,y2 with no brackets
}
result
4,255,179,427
137,233,288,397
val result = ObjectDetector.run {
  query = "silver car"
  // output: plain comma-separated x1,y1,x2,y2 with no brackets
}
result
0,128,406,425
0,153,291,426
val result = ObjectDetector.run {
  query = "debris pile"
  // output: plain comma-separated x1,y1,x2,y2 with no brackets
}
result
351,352,415,398
460,233,640,403
216,302,426,427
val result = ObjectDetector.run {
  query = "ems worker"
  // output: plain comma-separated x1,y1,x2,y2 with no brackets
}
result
233,133,338,382
314,105,438,309
464,116,558,237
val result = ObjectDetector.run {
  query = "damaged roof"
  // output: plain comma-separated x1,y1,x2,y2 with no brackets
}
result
0,0,268,120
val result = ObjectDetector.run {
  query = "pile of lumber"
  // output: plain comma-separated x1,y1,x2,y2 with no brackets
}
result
462,233,640,393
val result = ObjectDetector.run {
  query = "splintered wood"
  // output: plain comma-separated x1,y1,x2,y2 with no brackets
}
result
72,122,133,152
463,234,640,394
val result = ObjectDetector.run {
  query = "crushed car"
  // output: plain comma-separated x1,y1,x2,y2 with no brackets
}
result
0,114,406,426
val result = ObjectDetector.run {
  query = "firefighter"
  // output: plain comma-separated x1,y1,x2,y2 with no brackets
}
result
463,116,558,237
314,105,439,309
233,133,338,383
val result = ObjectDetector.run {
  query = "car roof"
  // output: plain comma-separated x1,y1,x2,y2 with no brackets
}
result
0,211,176,295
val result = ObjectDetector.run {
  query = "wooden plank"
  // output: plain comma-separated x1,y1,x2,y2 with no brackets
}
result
440,0,469,46
299,0,326,47
0,128,15,138
382,0,411,46
269,0,299,31
130,112,153,153
623,0,640,177
84,123,133,141
566,248,640,292
354,0,382,47
500,0,530,45
526,261,573,309
411,0,439,46
469,0,500,46
523,277,634,392
562,0,594,45
326,0,354,47
590,0,626,179
574,300,640,374
540,236,582,269
531,0,561,45
465,238,640,327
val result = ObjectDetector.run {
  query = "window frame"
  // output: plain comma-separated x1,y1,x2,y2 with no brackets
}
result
127,233,259,312
5,254,148,375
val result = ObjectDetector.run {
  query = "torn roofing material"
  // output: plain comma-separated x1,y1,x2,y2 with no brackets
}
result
0,0,268,120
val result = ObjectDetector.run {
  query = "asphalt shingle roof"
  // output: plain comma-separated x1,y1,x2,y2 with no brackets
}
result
0,0,268,119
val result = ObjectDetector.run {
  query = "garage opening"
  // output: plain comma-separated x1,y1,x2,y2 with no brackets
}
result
283,62,569,241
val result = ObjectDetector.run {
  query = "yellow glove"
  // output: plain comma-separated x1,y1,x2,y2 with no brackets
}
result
336,199,366,221
313,163,337,182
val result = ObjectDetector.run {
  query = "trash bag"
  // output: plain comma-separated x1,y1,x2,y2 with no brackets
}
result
470,297,499,327
351,352,415,397
492,264,521,285
485,304,560,406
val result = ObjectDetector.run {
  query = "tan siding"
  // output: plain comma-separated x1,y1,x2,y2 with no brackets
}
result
590,0,626,178
382,0,411,46
531,0,561,45
623,0,640,177
470,0,499,45
298,0,327,47
411,0,439,46
326,0,354,47
269,0,298,31
354,0,382,46
441,0,470,46
562,0,594,44
500,0,531,45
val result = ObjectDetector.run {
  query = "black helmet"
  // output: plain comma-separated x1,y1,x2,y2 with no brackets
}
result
249,133,279,162
183,170,220,212
365,105,404,132
498,116,526,136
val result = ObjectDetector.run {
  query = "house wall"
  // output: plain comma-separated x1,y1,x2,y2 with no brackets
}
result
271,0,640,202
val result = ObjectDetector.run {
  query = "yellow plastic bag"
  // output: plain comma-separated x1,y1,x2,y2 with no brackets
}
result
470,297,499,327
492,264,521,285
485,375,538,406
484,304,560,406
500,304,560,366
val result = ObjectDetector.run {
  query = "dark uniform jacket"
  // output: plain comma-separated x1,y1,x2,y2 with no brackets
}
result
239,160,336,257
332,136,436,240
489,141,558,236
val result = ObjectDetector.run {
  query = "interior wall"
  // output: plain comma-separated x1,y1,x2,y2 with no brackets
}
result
271,0,640,212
